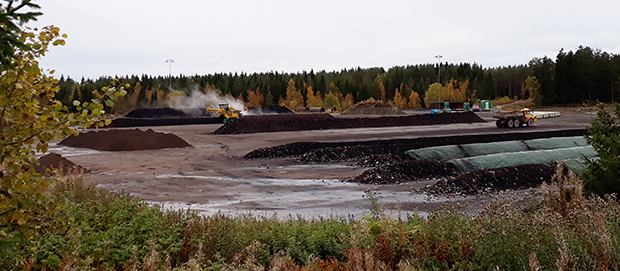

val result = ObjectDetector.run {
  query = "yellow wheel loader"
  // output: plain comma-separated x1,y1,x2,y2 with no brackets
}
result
207,103,247,123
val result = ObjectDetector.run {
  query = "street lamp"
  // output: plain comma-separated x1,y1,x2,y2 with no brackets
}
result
165,59,174,91
435,55,443,109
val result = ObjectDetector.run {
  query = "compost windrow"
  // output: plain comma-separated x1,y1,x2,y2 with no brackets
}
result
245,129,586,162
59,128,192,151
214,112,485,134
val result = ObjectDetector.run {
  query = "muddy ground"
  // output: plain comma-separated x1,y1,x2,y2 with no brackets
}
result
45,110,597,219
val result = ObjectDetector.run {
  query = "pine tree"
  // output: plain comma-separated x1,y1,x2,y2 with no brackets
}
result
582,105,620,196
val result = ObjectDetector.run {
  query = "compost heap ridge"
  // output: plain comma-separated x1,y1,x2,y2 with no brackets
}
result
214,111,485,134
111,106,294,128
35,153,83,175
244,129,586,195
341,102,406,115
245,129,586,161
59,128,192,151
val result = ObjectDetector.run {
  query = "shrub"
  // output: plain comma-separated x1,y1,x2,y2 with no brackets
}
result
582,104,620,196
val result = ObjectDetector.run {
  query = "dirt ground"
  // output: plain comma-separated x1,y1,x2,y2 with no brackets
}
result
46,110,597,219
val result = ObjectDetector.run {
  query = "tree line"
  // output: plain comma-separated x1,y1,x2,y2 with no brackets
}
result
54,46,620,114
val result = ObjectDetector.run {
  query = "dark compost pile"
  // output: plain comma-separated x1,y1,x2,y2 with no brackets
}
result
59,128,192,151
341,102,405,115
417,163,558,195
111,106,294,127
244,129,585,194
111,108,221,127
344,161,462,185
214,112,485,134
35,153,84,175
246,129,586,162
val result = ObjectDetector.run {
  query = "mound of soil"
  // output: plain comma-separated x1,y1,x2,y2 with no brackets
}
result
110,108,223,127
214,114,336,134
59,128,192,151
246,129,586,163
341,102,405,115
344,161,462,184
215,112,484,134
35,153,84,175
125,107,208,119
246,106,294,115
419,163,557,195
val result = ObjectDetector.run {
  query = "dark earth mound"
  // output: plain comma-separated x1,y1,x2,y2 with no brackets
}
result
111,116,224,127
59,128,192,151
341,102,405,115
35,153,84,175
344,161,462,184
112,108,222,127
112,106,295,127
418,163,558,196
246,129,586,163
245,130,585,193
215,112,484,134
124,108,200,118
214,114,336,134
246,106,294,115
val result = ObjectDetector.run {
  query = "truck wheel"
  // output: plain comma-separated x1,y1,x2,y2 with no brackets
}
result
496,120,502,128
513,119,520,128
507,119,514,128
527,118,534,127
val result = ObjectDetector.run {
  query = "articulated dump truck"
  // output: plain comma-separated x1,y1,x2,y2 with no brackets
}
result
493,108,538,128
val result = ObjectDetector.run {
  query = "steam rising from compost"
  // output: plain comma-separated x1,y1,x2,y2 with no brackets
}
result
167,88,246,113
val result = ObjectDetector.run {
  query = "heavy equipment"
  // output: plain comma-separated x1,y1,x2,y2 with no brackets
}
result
493,108,538,128
207,103,247,123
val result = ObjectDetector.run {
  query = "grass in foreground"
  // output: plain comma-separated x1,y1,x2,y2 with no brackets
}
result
3,164,620,270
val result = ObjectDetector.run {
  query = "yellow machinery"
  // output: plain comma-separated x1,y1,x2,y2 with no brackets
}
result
207,103,247,123
493,108,538,128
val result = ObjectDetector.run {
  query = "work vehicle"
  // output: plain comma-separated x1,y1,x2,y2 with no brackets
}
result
207,103,247,123
493,108,538,128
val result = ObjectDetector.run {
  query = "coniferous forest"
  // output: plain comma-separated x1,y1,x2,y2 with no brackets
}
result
55,46,620,114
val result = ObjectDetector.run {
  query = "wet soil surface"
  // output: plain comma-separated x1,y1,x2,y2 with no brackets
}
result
214,112,485,134
48,112,595,219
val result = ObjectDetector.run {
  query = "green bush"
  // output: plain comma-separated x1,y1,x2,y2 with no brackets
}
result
583,104,620,196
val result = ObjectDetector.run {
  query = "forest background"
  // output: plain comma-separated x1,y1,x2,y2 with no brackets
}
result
56,46,620,114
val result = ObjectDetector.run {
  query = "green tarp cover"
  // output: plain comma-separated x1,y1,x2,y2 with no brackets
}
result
560,158,593,174
449,146,597,172
524,136,587,150
460,141,530,157
405,145,466,162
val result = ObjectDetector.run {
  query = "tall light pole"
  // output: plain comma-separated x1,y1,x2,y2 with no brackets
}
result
165,59,174,91
435,55,443,109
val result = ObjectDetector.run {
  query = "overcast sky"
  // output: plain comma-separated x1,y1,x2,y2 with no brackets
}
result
32,0,620,80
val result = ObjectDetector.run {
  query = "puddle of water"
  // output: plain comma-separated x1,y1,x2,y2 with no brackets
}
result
37,143,102,157
137,173,479,220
